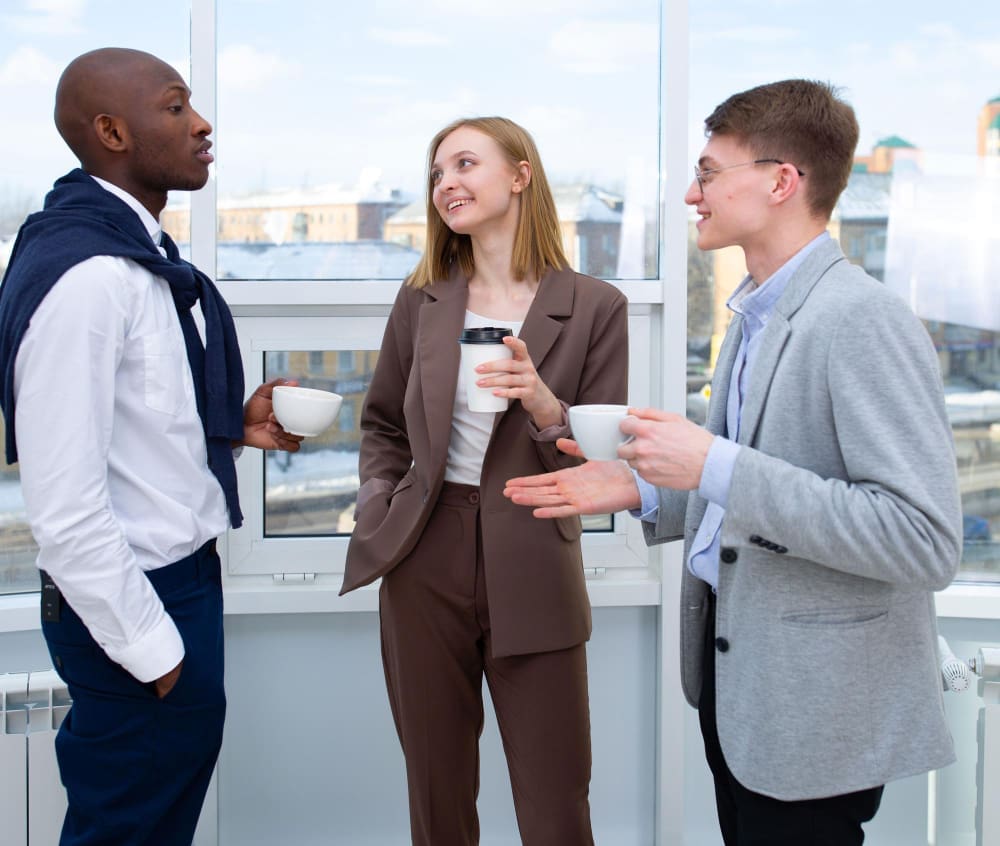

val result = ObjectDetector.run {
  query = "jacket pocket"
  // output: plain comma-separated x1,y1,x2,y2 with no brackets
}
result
780,605,889,628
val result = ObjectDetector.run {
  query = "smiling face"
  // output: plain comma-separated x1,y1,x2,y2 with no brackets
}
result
685,133,775,254
429,126,527,239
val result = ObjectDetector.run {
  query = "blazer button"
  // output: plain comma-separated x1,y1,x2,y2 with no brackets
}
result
749,534,762,544
776,545,788,554
715,637,730,653
720,547,738,564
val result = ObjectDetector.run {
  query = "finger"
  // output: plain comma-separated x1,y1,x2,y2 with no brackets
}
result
532,505,580,519
628,407,678,423
505,472,560,488
555,437,584,458
503,335,530,358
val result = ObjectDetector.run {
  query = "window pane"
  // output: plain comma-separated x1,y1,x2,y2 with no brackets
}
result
0,3,191,594
214,0,660,281
263,350,374,536
689,3,1000,582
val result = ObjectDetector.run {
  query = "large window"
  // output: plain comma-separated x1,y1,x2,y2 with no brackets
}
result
208,0,661,282
687,2,1000,583
5,1,994,594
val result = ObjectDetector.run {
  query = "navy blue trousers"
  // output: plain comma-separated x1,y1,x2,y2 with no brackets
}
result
41,541,226,846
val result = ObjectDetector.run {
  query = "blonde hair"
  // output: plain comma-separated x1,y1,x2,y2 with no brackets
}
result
406,116,568,289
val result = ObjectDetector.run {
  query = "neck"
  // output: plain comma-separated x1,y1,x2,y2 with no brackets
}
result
743,219,826,284
89,167,167,218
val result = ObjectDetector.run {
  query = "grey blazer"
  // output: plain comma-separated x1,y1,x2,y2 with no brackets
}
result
647,238,962,800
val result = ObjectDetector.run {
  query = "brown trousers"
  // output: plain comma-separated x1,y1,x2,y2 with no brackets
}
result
379,482,595,846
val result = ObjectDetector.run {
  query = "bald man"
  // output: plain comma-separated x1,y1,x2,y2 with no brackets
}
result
0,48,301,845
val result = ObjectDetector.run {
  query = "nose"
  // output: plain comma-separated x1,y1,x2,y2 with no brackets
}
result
191,106,212,137
684,178,702,205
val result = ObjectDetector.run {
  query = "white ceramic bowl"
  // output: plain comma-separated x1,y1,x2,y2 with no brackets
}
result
271,386,343,437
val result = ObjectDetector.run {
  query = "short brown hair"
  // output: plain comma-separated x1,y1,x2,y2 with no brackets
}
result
703,79,859,220
406,116,568,289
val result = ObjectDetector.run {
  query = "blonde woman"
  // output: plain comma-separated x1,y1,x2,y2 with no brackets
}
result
342,117,628,845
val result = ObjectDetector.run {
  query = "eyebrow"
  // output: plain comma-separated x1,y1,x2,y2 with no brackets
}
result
161,81,192,99
431,149,478,169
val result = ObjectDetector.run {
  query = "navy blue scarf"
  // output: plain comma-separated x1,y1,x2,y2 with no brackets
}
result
0,169,245,527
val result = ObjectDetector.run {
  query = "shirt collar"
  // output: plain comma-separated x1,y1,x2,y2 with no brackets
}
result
89,175,162,246
727,231,831,324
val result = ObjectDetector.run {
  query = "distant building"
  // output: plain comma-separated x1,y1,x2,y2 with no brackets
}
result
853,135,921,174
383,183,624,279
977,95,1000,157
830,171,891,281
985,112,1000,158
212,240,421,280
163,173,410,245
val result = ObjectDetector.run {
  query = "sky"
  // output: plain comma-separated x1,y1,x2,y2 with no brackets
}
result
0,0,998,221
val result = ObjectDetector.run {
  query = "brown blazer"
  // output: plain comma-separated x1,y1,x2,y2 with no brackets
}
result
341,264,628,657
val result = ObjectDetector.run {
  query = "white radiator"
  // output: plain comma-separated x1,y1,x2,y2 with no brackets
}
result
0,670,69,846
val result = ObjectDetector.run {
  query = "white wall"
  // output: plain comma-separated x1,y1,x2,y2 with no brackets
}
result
2,606,997,845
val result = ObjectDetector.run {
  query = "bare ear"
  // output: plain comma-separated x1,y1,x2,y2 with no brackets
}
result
93,114,128,153
512,160,532,193
770,162,801,206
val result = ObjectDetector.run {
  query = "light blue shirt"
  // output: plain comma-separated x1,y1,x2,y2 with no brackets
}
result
634,232,830,588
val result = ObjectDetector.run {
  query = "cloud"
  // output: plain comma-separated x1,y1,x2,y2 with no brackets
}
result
368,27,449,48
695,25,799,46
550,20,657,74
4,0,86,35
349,74,416,88
0,45,61,87
218,45,303,89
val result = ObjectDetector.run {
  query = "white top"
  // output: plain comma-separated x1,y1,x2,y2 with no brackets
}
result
13,176,228,683
444,311,523,485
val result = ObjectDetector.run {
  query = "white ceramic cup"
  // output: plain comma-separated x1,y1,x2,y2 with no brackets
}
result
568,404,634,461
459,327,514,412
271,386,343,437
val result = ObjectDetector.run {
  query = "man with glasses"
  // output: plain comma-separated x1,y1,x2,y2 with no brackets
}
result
504,79,961,844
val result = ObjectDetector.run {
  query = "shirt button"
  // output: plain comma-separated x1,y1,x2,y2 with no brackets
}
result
715,637,730,653
720,547,738,564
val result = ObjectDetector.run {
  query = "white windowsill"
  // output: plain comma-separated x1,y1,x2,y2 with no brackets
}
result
0,575,662,634
5,576,996,636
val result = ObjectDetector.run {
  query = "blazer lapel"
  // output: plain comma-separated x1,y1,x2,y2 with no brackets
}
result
418,266,467,465
517,266,573,377
737,238,848,446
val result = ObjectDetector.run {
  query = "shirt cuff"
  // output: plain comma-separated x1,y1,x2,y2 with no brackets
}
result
629,470,660,522
107,613,186,684
699,436,740,508
527,400,570,442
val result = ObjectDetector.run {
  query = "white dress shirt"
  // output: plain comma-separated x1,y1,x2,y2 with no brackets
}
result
13,177,228,683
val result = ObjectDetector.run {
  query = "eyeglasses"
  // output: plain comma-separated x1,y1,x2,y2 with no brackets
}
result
692,159,805,192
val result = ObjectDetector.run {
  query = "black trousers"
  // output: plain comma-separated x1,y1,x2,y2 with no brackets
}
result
699,594,884,845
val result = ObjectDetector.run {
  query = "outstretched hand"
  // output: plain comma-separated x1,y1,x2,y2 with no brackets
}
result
237,378,305,452
504,438,641,518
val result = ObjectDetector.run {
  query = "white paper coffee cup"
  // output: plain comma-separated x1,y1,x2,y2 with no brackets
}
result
459,327,514,412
